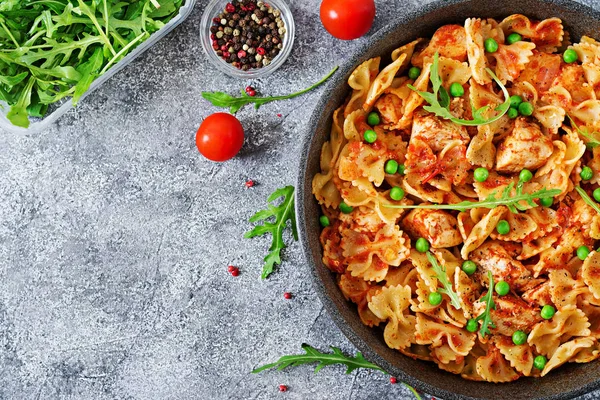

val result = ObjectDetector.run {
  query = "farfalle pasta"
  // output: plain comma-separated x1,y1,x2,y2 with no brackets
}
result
312,15,600,382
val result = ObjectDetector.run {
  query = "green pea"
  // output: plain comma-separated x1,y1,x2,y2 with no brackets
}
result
540,196,554,207
512,330,527,345
449,82,464,97
580,166,594,181
466,319,478,333
363,130,377,144
428,292,443,306
509,95,523,108
474,167,489,182
462,260,477,276
541,305,556,320
397,164,406,175
506,32,522,45
367,112,381,126
495,281,510,296
319,215,330,227
484,38,499,53
563,48,579,64
385,160,399,175
408,66,421,80
533,355,547,370
519,169,533,182
415,238,430,253
507,107,519,119
496,220,510,235
390,187,405,201
594,188,600,202
518,101,534,116
577,245,590,260
339,202,353,214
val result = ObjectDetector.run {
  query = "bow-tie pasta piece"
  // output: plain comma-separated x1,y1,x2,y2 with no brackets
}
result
582,251,600,300
364,54,408,111
522,281,553,308
499,15,564,53
495,335,534,376
549,269,589,310
338,272,384,327
312,107,346,208
475,344,520,382
528,306,591,357
541,337,598,376
345,58,380,117
411,278,466,327
571,36,600,66
368,285,415,350
415,313,476,356
341,224,410,282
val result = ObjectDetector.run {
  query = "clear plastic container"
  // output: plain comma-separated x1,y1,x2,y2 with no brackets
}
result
200,0,295,79
0,0,197,135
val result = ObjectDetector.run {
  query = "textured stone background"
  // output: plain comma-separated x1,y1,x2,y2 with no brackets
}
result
1,0,600,399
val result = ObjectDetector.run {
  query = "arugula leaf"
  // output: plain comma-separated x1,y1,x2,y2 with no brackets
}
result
202,66,339,114
385,183,561,213
568,115,600,148
575,186,600,215
245,186,298,279
475,271,496,338
253,344,422,400
6,76,35,127
426,251,461,310
73,46,104,105
408,52,511,126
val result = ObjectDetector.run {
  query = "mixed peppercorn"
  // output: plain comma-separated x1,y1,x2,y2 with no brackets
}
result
209,0,286,71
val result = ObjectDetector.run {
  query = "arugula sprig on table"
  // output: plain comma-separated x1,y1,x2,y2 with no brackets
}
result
426,251,461,309
245,186,297,279
202,66,339,114
0,0,185,128
385,182,560,213
253,344,422,400
409,52,511,126
474,271,496,338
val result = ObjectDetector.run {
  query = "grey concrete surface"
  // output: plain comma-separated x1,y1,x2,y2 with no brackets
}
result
1,0,600,399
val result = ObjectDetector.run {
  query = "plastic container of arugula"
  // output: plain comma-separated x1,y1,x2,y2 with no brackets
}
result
0,0,196,134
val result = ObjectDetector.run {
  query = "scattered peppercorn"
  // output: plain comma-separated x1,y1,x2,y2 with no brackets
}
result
210,0,286,70
277,113,282,118
245,86,257,96
278,384,288,392
245,179,255,188
284,292,292,299
228,265,240,276
389,377,397,384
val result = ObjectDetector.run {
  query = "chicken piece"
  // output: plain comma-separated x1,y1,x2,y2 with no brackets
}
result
495,118,553,173
515,51,562,93
411,111,470,152
403,208,463,248
412,25,468,66
474,294,543,336
405,112,471,185
470,241,541,291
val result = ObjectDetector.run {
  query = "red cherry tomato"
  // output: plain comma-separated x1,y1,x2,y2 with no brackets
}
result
196,113,244,162
319,0,376,40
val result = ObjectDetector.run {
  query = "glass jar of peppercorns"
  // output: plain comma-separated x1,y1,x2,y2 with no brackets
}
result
200,0,295,78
